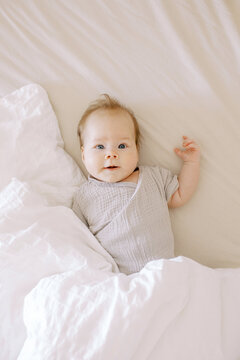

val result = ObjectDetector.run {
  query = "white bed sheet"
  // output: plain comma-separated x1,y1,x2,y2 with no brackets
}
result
0,0,239,268
0,2,240,359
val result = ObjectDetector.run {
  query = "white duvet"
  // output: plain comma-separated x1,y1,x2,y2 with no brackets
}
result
1,85,240,359
1,179,240,360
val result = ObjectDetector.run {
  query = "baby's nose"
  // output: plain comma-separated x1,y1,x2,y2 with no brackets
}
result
104,153,118,159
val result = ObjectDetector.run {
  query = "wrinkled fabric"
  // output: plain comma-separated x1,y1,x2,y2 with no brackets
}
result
1,179,239,359
0,1,239,269
0,84,84,206
0,2,240,359
0,179,118,360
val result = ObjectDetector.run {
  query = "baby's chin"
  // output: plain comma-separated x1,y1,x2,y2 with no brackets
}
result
92,169,132,183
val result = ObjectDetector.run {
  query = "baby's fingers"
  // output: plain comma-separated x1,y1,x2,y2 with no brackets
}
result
182,136,199,149
183,137,194,146
174,148,185,158
184,143,198,150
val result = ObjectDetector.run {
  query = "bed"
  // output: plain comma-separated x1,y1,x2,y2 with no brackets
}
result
0,1,240,359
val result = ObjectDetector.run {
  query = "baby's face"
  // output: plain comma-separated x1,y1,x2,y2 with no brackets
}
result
81,109,139,183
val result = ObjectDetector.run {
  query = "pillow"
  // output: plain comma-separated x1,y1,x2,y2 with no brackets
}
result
0,84,84,206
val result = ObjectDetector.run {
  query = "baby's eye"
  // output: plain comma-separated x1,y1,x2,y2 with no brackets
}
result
118,143,126,149
95,144,104,149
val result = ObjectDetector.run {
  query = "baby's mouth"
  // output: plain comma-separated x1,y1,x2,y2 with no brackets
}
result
104,166,119,169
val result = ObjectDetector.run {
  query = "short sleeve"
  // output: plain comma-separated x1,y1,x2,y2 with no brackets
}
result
158,167,179,202
72,191,88,226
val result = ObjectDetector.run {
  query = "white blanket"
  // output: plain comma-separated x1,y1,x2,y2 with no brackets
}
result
1,179,240,360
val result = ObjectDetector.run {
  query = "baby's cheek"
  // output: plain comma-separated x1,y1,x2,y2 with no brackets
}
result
83,156,96,172
129,149,139,164
92,157,104,173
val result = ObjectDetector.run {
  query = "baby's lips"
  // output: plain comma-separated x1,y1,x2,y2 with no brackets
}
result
104,165,119,169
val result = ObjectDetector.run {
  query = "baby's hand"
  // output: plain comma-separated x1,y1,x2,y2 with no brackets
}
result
174,136,200,163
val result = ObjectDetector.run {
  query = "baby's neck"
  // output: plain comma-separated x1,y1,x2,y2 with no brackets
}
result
120,167,139,183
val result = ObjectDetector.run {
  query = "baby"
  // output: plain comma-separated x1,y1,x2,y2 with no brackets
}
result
73,95,200,275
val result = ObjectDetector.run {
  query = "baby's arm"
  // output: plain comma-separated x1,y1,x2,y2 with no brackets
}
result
168,136,200,209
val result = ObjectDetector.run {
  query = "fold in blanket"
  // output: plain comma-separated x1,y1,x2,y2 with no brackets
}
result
1,179,240,360
19,256,240,360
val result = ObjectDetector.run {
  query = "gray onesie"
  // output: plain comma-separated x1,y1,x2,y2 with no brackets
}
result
72,165,179,275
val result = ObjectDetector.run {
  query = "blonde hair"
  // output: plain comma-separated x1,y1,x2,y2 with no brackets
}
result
77,94,140,148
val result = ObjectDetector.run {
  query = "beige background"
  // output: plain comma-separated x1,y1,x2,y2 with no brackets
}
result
0,0,239,268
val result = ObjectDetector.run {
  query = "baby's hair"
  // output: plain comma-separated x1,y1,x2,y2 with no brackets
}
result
77,94,140,148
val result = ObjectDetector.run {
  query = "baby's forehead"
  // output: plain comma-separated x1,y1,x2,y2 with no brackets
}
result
86,108,134,128
81,108,137,146
89,108,131,120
